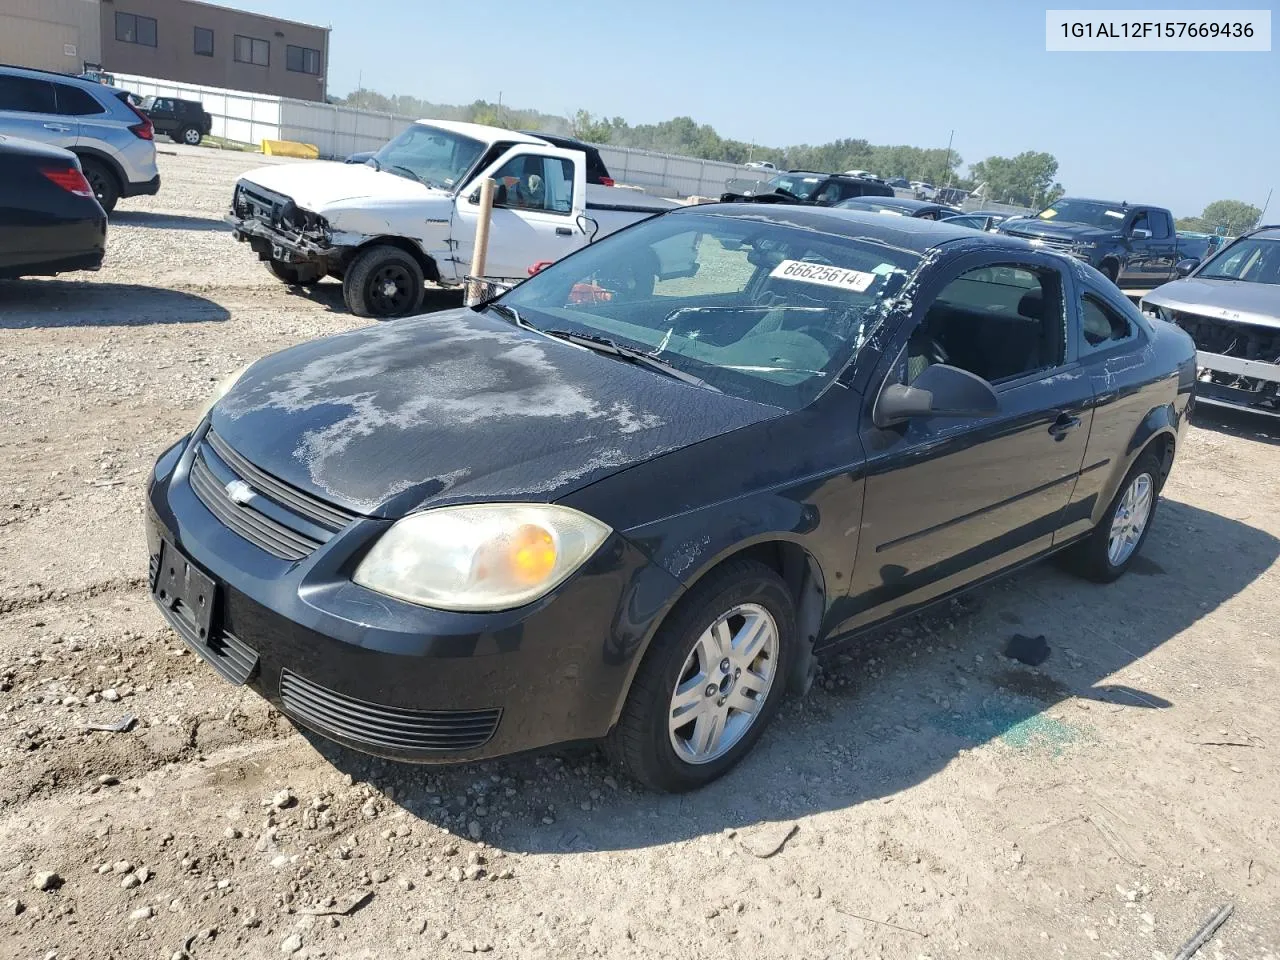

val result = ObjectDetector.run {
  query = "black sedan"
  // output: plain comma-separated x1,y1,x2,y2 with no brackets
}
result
146,206,1195,791
0,135,106,280
835,196,964,220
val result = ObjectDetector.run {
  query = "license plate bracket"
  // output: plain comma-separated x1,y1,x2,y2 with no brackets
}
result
153,540,217,646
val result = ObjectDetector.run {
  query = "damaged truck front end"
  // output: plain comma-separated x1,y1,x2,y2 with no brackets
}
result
228,181,343,278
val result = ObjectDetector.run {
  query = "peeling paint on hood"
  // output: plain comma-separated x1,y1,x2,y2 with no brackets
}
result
212,308,782,516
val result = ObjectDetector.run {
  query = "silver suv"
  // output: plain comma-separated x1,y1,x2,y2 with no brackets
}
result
0,65,159,213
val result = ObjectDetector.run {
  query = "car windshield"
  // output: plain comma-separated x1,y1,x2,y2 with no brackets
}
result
1036,199,1127,228
496,212,921,409
1196,238,1280,284
766,174,824,200
373,124,485,190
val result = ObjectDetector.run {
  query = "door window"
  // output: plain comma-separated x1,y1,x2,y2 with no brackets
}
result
491,155,575,214
1079,294,1134,350
54,84,105,116
0,76,57,114
1150,211,1172,239
1130,212,1150,235
910,263,1065,385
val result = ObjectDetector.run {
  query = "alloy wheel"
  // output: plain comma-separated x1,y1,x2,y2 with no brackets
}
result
1107,472,1153,566
668,603,779,765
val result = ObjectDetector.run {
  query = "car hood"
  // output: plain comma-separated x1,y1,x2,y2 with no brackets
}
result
239,160,450,211
1144,277,1280,329
211,308,782,517
1002,220,1113,242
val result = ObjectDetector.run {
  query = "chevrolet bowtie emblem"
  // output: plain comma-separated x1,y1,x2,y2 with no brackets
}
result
225,479,255,506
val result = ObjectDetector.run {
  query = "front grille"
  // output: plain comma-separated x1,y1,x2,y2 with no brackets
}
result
1004,229,1075,251
280,670,502,754
189,430,357,561
1171,310,1280,361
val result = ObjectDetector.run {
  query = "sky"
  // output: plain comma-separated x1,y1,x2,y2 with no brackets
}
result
231,0,1278,217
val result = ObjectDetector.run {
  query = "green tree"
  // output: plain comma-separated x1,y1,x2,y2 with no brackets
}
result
969,151,1062,207
570,110,614,143
1176,216,1209,232
1199,199,1261,234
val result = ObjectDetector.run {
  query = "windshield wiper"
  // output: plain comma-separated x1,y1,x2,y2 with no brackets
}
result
485,302,538,331
542,329,719,392
389,164,425,186
367,155,382,171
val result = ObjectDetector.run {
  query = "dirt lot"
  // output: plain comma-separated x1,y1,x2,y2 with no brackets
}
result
2,147,1279,960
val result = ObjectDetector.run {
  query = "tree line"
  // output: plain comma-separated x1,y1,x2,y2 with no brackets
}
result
336,89,1263,224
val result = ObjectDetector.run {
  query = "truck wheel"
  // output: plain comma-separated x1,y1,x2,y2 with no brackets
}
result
79,157,119,214
181,126,203,146
1064,449,1162,583
1100,261,1120,285
342,245,425,318
266,259,324,286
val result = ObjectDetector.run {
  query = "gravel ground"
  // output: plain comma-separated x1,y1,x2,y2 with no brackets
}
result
2,147,1280,960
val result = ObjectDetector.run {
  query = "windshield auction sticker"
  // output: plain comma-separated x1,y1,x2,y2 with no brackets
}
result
771,260,876,292
1046,9,1271,50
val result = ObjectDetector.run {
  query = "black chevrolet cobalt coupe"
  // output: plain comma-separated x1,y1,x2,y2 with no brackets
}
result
147,205,1196,791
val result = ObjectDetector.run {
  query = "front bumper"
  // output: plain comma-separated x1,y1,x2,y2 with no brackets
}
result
227,214,336,264
1193,351,1280,417
145,430,683,762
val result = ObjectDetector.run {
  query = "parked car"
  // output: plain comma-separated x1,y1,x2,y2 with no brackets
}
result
910,180,937,200
843,169,881,181
227,119,678,317
883,176,910,190
1174,230,1227,264
148,204,1194,791
998,198,1189,290
935,187,970,207
744,161,777,172
836,196,962,220
0,134,106,279
721,171,893,206
140,96,212,146
942,210,1018,232
1140,224,1280,417
0,64,159,213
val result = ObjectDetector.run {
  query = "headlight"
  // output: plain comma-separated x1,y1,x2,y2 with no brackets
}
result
196,363,251,426
353,504,612,611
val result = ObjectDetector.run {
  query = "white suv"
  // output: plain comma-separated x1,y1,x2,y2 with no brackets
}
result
0,65,160,213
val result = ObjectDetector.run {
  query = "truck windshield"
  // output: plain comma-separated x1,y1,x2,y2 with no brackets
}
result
373,124,486,190
1196,238,1280,284
1037,199,1128,228
496,211,921,410
767,174,824,200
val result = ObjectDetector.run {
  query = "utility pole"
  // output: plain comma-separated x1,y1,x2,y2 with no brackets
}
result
1258,187,1273,227
942,129,954,187
497,90,503,124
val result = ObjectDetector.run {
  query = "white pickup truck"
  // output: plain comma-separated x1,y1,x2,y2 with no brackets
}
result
227,119,680,317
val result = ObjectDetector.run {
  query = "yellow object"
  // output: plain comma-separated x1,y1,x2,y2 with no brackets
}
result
261,139,319,159
509,524,557,584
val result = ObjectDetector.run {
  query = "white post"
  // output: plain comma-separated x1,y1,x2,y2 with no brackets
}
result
465,178,497,307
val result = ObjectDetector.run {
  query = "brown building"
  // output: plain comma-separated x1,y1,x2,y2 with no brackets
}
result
99,0,329,101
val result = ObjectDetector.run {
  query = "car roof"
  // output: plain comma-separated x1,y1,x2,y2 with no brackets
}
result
671,203,1036,253
1244,225,1280,241
411,118,543,146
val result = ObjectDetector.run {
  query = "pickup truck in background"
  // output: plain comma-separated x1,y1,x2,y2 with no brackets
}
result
227,119,679,318
998,197,1195,290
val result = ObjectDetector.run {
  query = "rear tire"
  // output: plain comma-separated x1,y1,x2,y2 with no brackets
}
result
341,245,425,319
608,559,795,792
1066,450,1162,583
181,126,203,146
79,157,119,213
266,258,324,286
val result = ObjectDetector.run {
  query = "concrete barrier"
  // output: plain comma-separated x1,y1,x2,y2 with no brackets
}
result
261,139,319,159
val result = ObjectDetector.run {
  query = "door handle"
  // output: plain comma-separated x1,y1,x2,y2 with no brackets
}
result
43,123,72,132
1048,414,1081,439
555,227,573,236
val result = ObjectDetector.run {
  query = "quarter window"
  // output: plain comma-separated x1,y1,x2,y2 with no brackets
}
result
234,35,270,67
0,76,57,113
1080,294,1134,349
490,155,575,214
286,45,322,75
911,263,1065,385
115,12,157,47
194,27,215,57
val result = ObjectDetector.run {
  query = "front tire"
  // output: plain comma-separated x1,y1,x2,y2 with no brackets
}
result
266,258,324,286
341,245,425,318
79,157,119,213
609,559,796,792
1066,450,1162,582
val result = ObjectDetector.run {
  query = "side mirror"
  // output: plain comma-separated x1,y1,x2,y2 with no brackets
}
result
874,363,999,428
1175,258,1200,278
1131,228,1152,240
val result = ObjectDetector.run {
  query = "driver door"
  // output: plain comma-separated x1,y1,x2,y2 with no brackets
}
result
452,145,588,281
